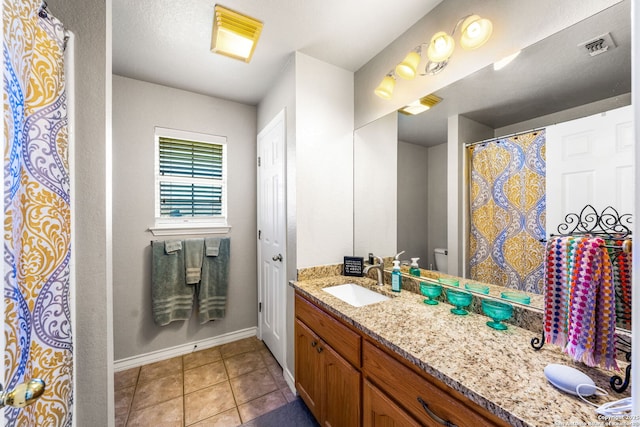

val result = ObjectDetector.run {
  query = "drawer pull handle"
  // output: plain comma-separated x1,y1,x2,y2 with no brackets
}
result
417,397,457,427
317,347,323,353
311,341,317,347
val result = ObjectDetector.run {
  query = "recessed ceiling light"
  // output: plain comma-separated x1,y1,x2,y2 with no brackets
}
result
211,5,263,63
399,94,442,115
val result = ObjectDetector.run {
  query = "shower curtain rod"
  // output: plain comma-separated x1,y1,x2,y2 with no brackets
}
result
464,126,546,148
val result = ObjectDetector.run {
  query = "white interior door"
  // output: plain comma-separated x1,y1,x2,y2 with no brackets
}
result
257,110,287,368
547,105,634,235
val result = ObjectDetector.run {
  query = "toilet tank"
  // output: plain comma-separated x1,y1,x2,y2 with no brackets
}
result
434,248,448,272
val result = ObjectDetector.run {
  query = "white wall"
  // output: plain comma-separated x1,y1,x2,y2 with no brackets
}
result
48,0,112,424
112,76,257,361
397,141,429,263
354,113,398,258
427,143,447,269
354,0,621,128
295,53,354,267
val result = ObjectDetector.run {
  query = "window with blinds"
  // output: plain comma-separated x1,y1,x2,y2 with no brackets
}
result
154,128,227,226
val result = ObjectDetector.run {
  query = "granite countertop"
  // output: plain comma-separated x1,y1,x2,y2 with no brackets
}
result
290,274,631,427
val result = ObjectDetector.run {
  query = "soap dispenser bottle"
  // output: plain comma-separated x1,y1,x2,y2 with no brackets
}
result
391,260,402,292
409,258,421,277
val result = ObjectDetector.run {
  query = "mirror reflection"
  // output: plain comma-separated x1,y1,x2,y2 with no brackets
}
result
354,0,632,331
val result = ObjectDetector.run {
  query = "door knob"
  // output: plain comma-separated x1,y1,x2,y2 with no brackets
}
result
0,379,46,408
272,254,283,262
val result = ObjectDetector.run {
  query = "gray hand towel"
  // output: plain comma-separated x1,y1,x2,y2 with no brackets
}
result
185,238,205,285
198,238,230,324
164,240,182,254
205,237,221,257
151,241,193,325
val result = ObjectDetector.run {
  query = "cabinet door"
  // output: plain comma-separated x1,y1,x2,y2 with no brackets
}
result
363,380,420,427
295,319,323,421
323,344,361,427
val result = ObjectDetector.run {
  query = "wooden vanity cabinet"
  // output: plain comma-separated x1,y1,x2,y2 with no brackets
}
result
295,294,361,427
363,340,510,427
295,291,510,427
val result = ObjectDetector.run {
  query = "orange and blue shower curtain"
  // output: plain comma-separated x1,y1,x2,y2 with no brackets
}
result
468,130,546,294
4,1,72,425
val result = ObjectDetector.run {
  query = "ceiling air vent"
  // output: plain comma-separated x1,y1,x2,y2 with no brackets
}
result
578,33,616,57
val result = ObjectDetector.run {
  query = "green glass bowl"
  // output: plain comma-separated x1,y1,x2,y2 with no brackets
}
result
420,283,442,305
501,291,531,305
446,289,472,315
464,283,490,294
438,277,460,287
482,299,513,330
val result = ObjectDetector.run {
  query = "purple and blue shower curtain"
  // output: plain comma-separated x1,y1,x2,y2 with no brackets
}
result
4,0,72,425
468,130,546,293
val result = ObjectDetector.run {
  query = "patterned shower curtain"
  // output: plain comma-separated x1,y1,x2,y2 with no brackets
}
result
3,1,72,425
468,130,546,293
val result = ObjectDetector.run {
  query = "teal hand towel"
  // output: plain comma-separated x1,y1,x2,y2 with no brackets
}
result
185,238,205,285
198,238,230,324
151,240,193,325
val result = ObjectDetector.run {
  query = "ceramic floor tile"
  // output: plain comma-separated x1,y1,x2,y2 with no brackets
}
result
229,367,278,405
184,360,228,394
183,346,222,371
115,386,135,427
219,337,258,358
267,364,288,390
280,386,297,403
138,356,183,384
184,380,236,425
188,407,242,427
237,390,287,423
127,396,183,427
115,367,139,391
224,350,265,378
131,372,183,411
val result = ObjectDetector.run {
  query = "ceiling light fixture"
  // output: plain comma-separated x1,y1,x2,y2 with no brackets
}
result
398,94,442,115
375,13,492,99
374,72,397,100
211,5,263,63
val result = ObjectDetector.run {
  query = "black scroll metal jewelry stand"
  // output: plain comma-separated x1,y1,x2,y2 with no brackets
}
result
531,205,632,393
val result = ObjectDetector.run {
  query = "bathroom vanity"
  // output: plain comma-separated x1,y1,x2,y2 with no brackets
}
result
291,271,630,427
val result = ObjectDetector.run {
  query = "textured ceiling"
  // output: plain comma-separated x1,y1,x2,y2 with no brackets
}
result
112,0,443,105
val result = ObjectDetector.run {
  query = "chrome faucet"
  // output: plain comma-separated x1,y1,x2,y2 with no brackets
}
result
363,256,385,286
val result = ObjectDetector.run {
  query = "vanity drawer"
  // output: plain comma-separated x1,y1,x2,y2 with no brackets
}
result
295,293,361,367
363,340,508,427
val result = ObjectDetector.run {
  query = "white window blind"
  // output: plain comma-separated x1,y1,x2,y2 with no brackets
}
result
152,128,228,234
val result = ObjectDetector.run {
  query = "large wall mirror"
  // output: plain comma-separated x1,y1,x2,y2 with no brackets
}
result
354,0,632,331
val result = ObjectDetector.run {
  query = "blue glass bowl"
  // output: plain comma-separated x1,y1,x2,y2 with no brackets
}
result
438,277,460,287
482,299,513,330
501,291,531,305
446,289,472,315
464,283,490,294
420,283,442,305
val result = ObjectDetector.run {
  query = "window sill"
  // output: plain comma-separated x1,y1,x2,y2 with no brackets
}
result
148,224,232,236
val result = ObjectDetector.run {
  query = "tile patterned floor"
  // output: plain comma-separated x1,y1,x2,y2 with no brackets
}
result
114,337,295,426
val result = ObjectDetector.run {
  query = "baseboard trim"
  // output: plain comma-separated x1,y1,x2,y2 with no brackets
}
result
114,327,258,372
284,367,296,395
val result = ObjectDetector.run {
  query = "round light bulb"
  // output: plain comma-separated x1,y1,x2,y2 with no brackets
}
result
460,15,493,50
427,31,455,63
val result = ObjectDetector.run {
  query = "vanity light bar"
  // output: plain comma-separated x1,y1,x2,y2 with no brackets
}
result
399,94,442,115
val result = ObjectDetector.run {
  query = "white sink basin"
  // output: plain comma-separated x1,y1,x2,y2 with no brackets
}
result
322,283,390,307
